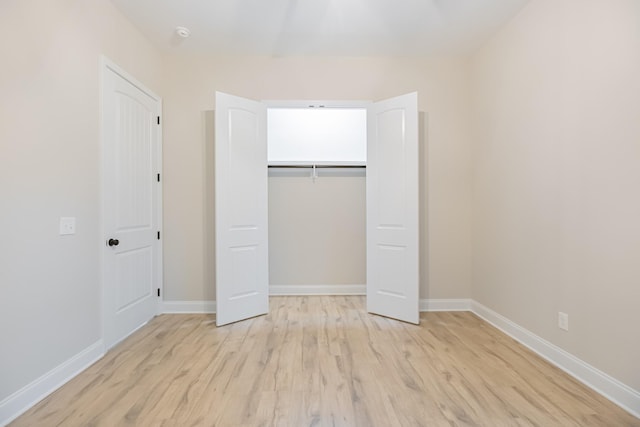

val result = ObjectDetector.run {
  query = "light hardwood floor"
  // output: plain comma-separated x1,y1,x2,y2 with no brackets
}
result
11,296,639,426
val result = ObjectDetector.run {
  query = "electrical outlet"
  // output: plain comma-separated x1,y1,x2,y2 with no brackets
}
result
59,217,76,235
558,312,569,331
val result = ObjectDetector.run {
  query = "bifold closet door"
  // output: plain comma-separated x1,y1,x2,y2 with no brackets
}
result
214,91,418,326
366,92,419,324
215,92,269,326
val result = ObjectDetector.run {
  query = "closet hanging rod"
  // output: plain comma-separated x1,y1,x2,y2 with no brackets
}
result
267,164,366,169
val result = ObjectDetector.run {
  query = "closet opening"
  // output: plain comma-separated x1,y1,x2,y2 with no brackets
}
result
214,91,418,326
265,102,369,297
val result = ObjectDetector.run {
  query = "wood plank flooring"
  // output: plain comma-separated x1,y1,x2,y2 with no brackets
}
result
10,296,639,426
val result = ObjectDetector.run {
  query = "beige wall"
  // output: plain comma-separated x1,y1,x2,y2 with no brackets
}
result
161,55,473,301
0,0,162,402
268,173,366,287
471,0,640,391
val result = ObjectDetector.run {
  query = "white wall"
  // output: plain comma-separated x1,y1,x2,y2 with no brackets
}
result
0,0,161,402
471,0,640,391
161,55,473,302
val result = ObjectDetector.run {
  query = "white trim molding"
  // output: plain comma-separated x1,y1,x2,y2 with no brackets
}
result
161,301,216,314
420,298,472,312
269,284,366,296
0,340,104,426
471,301,640,419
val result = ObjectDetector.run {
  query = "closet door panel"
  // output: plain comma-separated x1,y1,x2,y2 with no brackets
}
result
366,92,419,324
215,92,269,326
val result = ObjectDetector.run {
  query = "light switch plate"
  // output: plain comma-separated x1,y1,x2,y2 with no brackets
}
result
59,217,76,235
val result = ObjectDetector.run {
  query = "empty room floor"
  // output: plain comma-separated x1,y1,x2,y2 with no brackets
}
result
11,296,639,426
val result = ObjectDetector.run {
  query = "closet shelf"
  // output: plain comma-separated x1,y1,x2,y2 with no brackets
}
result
267,164,366,168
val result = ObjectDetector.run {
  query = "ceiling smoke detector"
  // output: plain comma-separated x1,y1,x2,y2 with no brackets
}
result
175,26,191,38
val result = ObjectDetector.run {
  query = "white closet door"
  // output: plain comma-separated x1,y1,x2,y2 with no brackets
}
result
366,92,419,324
215,92,269,326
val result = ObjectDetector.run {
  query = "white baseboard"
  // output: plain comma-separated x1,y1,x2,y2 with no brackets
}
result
420,298,472,312
0,340,104,427
471,301,640,419
160,297,471,312
161,300,216,314
269,284,366,296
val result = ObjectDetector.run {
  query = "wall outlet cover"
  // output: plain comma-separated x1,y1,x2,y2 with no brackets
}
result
558,312,569,331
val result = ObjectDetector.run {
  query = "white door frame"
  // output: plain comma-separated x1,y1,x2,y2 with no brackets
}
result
100,56,163,348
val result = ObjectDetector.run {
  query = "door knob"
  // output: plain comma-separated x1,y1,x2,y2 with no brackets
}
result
107,238,119,247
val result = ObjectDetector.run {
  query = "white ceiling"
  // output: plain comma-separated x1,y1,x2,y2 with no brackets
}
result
111,0,530,56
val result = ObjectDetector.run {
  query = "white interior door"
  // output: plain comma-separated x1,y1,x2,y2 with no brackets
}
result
366,92,419,324
215,92,269,326
102,60,162,349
